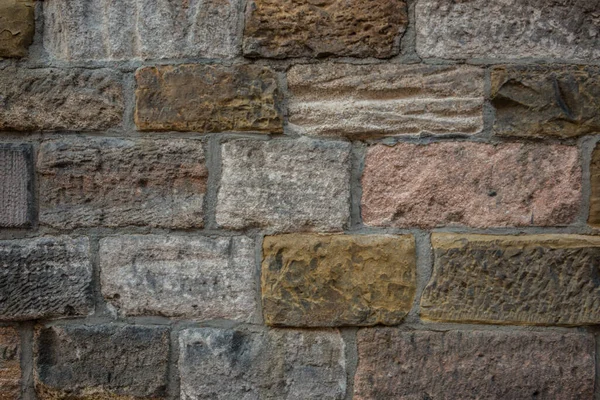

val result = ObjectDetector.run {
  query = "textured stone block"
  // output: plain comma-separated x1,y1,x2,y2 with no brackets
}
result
361,142,581,228
354,329,595,400
288,64,484,137
244,0,407,59
0,0,34,58
100,235,256,321
38,137,207,229
216,138,351,232
0,144,32,227
0,327,20,400
416,0,600,61
589,144,600,227
421,234,600,326
0,236,93,321
262,234,416,327
135,64,282,133
179,327,345,400
35,324,169,400
44,0,242,60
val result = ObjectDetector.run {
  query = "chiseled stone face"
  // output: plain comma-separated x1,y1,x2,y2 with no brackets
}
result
0,327,21,399
361,142,581,228
179,327,346,400
416,0,600,61
38,137,207,229
589,145,600,227
100,235,257,321
287,63,484,138
354,329,595,400
262,234,416,327
421,234,600,326
0,0,34,58
0,144,32,227
135,64,283,133
244,0,407,59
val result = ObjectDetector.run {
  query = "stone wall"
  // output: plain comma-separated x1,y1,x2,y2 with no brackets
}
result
0,0,599,399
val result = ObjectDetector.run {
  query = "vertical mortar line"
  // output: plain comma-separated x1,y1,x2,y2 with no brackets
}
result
204,134,223,230
167,324,180,400
596,332,600,400
19,321,36,400
578,136,598,227
90,235,109,317
395,0,420,63
341,327,358,400
253,233,265,326
406,230,432,324
122,71,137,134
29,141,39,231
349,142,367,230
480,66,495,139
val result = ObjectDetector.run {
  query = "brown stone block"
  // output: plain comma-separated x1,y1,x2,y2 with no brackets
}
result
590,144,600,227
0,327,20,400
0,0,34,58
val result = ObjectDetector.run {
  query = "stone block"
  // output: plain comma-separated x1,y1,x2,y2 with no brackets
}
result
0,144,33,227
0,0,34,58
0,327,20,400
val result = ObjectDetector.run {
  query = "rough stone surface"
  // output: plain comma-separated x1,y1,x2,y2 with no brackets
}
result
421,234,600,326
288,64,484,137
416,0,600,61
216,138,351,232
361,142,581,228
135,64,282,133
0,237,93,321
35,325,169,400
0,144,32,227
179,327,345,400
44,0,242,60
491,65,600,138
262,234,416,327
0,0,34,58
589,144,600,227
354,329,596,400
243,0,407,59
0,67,123,132
38,137,207,229
100,235,256,321
0,327,20,400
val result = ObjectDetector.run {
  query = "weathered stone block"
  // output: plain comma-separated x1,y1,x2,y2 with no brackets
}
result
0,327,20,399
100,235,256,321
589,144,600,227
354,329,595,399
38,137,207,229
216,138,351,232
44,0,242,60
0,236,93,321
244,0,407,59
0,0,34,58
135,64,282,133
416,0,600,61
422,234,600,326
179,327,345,400
361,142,581,228
262,234,416,327
288,64,484,137
0,144,32,227
35,324,169,400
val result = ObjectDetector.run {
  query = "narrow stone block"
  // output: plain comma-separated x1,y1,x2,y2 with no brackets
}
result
0,327,21,399
0,0,34,58
589,144,600,227
0,144,32,227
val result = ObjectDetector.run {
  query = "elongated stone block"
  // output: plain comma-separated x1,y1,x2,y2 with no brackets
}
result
589,144,600,227
0,144,33,227
288,64,484,137
0,327,20,399
262,234,416,327
0,0,34,58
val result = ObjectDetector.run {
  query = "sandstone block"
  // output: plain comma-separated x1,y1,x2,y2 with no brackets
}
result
44,0,242,60
354,329,595,399
0,327,20,400
361,142,581,228
243,0,407,59
179,327,345,400
38,137,207,229
35,324,169,400
216,138,351,232
100,235,256,321
416,0,600,61
589,144,600,227
135,64,282,133
262,234,416,327
0,236,92,321
0,0,34,58
288,64,484,137
0,144,32,227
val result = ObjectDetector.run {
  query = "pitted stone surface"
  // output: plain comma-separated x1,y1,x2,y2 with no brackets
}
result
135,64,282,133
0,327,20,400
100,235,256,321
262,234,416,327
0,0,34,58
354,329,595,400
416,0,600,61
589,144,600,227
217,138,351,232
421,234,600,326
243,0,407,59
179,327,346,400
361,142,581,228
0,145,32,227
44,0,242,60
38,137,207,229
0,237,93,321
35,324,169,400
0,67,123,132
288,63,484,137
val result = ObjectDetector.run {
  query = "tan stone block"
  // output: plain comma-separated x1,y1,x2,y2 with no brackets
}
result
0,327,20,400
0,0,34,58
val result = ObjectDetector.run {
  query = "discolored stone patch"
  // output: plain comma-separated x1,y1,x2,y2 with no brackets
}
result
0,327,20,400
590,144,600,227
0,0,34,58
0,144,33,228
262,234,416,327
